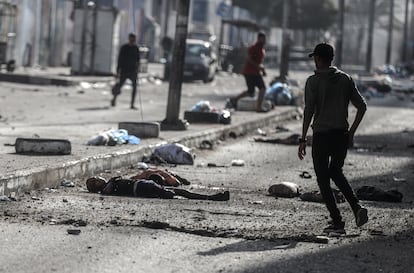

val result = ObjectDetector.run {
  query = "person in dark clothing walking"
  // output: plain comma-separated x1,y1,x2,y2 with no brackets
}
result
111,33,140,109
230,32,267,112
298,43,368,234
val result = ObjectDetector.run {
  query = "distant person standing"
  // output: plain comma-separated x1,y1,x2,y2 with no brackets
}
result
298,43,368,234
230,32,267,112
111,33,140,109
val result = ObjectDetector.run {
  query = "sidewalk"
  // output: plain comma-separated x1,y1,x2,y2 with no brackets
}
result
0,63,166,86
0,67,303,195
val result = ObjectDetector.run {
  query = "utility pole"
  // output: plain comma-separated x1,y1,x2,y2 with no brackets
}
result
386,0,394,64
402,0,410,62
336,0,345,68
161,0,190,131
366,0,376,72
279,0,290,79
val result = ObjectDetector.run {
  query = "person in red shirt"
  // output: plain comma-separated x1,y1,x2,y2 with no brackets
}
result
230,32,267,112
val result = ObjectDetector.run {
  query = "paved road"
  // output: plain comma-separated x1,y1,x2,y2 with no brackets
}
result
1,89,413,272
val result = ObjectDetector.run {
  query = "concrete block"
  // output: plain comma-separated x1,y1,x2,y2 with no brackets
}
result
184,111,220,123
15,138,71,155
236,98,272,112
118,122,160,138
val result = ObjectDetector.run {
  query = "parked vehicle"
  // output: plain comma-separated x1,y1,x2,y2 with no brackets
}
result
164,39,217,83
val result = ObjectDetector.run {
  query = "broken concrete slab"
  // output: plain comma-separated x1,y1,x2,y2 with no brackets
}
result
118,122,160,138
15,138,71,155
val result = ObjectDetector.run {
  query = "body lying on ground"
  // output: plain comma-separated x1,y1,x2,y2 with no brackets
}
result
86,175,229,201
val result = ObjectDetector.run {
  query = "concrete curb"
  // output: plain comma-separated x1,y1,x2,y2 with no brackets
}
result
0,73,78,86
0,108,300,195
0,72,153,86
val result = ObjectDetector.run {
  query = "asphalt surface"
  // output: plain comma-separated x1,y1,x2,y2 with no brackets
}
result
1,89,414,272
0,68,302,195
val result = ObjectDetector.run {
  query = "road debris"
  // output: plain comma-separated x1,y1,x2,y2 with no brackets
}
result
268,182,300,198
61,179,75,187
231,159,245,166
67,229,81,235
299,171,312,179
152,143,195,165
356,186,403,203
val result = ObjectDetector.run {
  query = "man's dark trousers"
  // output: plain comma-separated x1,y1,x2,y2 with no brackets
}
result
312,129,360,224
117,71,137,107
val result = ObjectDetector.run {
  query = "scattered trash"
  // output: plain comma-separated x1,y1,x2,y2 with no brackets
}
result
31,196,41,201
58,219,88,227
191,100,213,112
67,229,81,235
300,189,345,203
199,140,214,150
0,196,10,202
219,110,231,125
62,198,68,203
264,81,295,105
137,162,149,170
356,186,403,203
152,143,195,165
268,182,300,198
248,200,264,205
87,129,140,146
300,171,312,179
231,159,245,167
369,229,385,236
9,192,17,201
61,179,75,187
275,126,290,133
186,101,231,124
393,177,406,182
207,163,227,168
257,128,267,136
79,82,92,89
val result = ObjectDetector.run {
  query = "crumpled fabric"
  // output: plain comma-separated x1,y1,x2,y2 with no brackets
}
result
191,100,213,112
356,186,403,203
264,82,293,105
152,143,195,165
87,129,141,146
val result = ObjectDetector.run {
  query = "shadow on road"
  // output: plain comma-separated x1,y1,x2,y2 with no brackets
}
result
198,239,297,256
231,229,414,273
76,106,111,111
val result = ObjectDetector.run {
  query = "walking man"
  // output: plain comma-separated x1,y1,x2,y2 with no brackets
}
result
111,33,140,109
298,43,368,234
230,32,267,112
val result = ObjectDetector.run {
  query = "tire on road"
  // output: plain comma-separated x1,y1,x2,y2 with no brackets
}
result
15,138,72,155
184,111,220,123
118,122,160,138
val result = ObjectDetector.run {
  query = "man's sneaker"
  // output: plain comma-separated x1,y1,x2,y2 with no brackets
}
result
355,207,368,227
323,221,346,234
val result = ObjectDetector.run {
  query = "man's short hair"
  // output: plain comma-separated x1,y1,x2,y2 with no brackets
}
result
129,33,136,38
258,32,266,39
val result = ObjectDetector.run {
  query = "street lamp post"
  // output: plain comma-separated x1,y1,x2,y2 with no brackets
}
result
160,0,191,131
